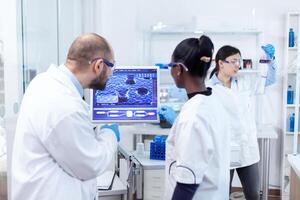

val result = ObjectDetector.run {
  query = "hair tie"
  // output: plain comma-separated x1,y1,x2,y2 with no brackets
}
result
200,56,211,63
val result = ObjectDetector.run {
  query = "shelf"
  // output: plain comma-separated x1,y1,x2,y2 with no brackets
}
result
150,29,262,35
286,104,300,107
288,47,298,51
286,132,300,135
288,71,297,74
282,12,300,199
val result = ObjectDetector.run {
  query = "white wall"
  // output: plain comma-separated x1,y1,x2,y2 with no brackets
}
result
98,0,300,188
0,0,22,118
0,1,23,199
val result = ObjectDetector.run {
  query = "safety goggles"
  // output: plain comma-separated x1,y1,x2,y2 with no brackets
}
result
223,59,242,67
167,62,189,71
88,57,116,70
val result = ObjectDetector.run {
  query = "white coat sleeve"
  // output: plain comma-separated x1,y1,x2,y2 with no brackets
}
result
265,59,276,86
174,117,214,184
254,59,277,94
42,111,117,181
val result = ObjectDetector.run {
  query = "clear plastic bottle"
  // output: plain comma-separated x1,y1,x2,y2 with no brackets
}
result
287,85,294,104
289,113,295,132
289,28,295,47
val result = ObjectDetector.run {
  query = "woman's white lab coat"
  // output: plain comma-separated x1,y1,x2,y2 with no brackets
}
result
209,76,260,168
12,65,117,200
165,91,231,200
208,61,276,168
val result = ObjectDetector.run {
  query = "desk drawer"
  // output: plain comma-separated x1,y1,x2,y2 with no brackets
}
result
143,169,165,199
143,169,165,183
144,170,165,191
144,191,164,200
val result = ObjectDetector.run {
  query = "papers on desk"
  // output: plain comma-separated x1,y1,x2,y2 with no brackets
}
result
97,170,115,190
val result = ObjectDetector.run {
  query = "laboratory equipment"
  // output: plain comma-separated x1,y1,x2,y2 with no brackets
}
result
259,59,272,64
150,135,166,160
287,85,294,104
289,113,295,132
168,86,187,102
90,66,159,122
159,88,169,102
289,28,295,47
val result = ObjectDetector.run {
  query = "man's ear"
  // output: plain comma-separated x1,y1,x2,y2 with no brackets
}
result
93,59,105,74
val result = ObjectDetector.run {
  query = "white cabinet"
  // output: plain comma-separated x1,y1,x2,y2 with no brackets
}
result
282,12,300,199
143,169,165,200
128,151,165,200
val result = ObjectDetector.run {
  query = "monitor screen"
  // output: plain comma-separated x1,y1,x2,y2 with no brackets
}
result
91,66,159,123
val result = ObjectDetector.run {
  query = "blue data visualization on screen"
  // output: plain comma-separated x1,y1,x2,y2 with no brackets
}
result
91,66,159,122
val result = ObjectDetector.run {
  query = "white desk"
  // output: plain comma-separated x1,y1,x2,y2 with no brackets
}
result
120,123,278,199
118,145,165,200
288,155,300,178
288,155,300,200
132,151,165,170
98,175,127,200
132,151,165,200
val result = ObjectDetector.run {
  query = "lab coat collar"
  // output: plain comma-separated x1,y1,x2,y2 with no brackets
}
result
187,87,212,99
210,73,238,87
58,64,84,98
46,64,84,100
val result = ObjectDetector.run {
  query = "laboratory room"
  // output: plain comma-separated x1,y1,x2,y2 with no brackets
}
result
1,0,300,200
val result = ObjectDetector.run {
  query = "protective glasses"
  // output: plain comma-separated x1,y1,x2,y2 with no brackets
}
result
167,62,189,71
223,59,242,66
88,57,115,70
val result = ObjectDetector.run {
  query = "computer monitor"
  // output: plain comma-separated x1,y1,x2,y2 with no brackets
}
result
91,66,159,123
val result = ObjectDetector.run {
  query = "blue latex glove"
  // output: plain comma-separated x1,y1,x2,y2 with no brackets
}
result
261,44,275,60
101,123,120,142
159,106,176,125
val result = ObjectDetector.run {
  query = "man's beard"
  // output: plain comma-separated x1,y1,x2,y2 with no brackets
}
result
89,68,109,90
90,79,107,90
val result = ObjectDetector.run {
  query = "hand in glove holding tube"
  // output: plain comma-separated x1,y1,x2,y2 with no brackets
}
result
100,123,120,142
261,44,275,60
261,44,277,86
159,106,177,125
